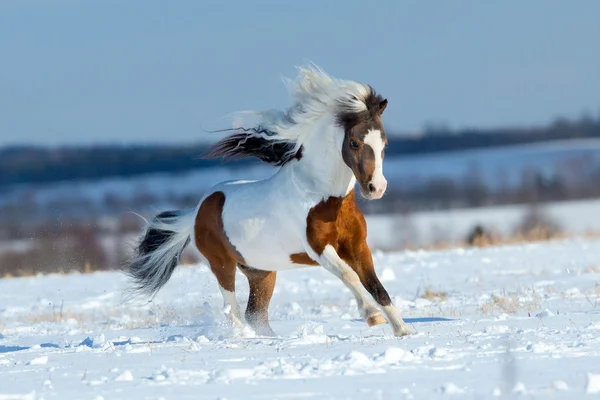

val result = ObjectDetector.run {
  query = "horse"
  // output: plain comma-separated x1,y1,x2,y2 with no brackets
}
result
125,65,413,337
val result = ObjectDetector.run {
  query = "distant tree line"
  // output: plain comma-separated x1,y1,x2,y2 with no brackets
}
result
0,145,223,188
1,114,599,188
395,113,600,155
360,162,600,214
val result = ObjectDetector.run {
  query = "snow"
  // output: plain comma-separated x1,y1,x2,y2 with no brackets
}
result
25,356,47,366
367,197,600,249
386,138,600,190
587,373,600,394
1,237,600,398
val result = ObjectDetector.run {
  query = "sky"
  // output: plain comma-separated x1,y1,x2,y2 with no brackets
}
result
1,0,599,147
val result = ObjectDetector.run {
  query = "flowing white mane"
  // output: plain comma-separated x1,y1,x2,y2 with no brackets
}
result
248,65,372,143
208,64,377,166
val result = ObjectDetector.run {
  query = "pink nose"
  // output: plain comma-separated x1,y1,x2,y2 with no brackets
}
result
368,180,387,195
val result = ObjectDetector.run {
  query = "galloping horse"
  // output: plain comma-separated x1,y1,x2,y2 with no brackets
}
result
125,65,412,337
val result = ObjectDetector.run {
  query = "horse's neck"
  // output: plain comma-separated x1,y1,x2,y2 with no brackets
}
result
286,118,355,199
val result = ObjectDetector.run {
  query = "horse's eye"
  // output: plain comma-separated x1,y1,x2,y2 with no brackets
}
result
349,140,359,149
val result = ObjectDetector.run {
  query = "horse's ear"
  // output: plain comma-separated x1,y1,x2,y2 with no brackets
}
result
378,99,388,115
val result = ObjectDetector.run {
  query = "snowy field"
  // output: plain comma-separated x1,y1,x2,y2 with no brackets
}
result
1,238,600,399
366,198,600,249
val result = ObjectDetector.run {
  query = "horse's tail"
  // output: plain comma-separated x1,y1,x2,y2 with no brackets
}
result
125,209,195,298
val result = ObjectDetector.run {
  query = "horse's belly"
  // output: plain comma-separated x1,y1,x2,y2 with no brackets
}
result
239,245,313,271
217,177,320,271
222,211,315,270
228,222,313,270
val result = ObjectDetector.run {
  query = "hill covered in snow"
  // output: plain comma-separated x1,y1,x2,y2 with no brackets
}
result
1,237,600,398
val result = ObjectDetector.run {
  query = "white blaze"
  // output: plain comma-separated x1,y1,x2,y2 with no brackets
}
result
363,129,387,195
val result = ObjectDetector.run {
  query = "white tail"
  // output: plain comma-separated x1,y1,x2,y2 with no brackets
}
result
124,209,195,299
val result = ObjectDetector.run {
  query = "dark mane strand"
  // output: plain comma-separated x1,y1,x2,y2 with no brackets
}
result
204,128,302,166
335,86,386,132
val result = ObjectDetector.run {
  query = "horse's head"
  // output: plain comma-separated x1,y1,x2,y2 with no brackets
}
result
338,95,389,200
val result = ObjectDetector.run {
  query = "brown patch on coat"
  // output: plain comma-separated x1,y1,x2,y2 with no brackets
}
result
289,252,319,266
342,134,377,193
305,190,392,306
194,191,244,292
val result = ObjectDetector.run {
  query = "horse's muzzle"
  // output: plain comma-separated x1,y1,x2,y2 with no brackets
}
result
360,178,387,200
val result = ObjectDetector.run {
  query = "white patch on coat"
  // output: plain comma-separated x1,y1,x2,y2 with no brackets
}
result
219,287,243,328
363,129,387,194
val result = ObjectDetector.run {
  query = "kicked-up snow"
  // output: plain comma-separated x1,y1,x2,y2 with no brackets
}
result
1,238,600,399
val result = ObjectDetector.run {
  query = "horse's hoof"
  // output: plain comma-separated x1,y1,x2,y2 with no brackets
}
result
394,327,413,337
366,313,387,327
251,324,277,337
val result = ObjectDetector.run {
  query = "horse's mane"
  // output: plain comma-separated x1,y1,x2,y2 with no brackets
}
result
205,126,302,166
205,64,383,166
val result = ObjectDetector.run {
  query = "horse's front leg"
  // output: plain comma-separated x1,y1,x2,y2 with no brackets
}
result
314,244,387,327
344,242,413,337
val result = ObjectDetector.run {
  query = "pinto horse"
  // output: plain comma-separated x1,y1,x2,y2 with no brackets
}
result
125,65,412,337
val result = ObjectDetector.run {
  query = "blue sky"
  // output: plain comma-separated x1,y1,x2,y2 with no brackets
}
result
1,0,599,147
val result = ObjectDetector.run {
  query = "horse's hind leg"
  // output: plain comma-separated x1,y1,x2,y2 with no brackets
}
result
239,265,277,336
194,191,245,330
208,259,244,330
